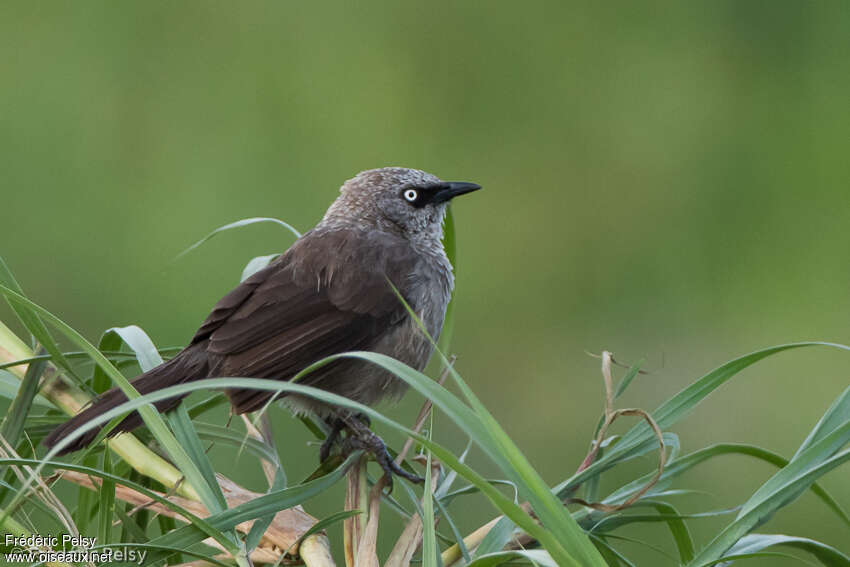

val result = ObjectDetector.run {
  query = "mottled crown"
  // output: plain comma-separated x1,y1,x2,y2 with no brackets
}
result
320,167,448,246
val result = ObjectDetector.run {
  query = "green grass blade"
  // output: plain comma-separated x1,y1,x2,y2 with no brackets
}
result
469,392,604,566
74,454,96,534
0,439,34,507
0,369,52,407
175,217,301,260
0,348,182,373
192,422,280,463
245,467,287,552
723,534,850,566
423,414,438,567
589,535,634,567
607,500,695,563
590,506,737,533
579,443,850,528
0,257,79,381
435,439,472,499
439,479,518,506
614,359,645,400
473,516,517,558
465,549,558,567
241,254,280,282
583,437,612,503
696,552,806,566
93,331,125,393
434,497,471,564
169,402,227,513
113,505,149,542
105,325,165,373
559,342,850,496
0,347,47,447
591,536,625,567
187,393,229,419
97,447,116,545
601,533,683,563
688,444,850,565
288,509,362,553
738,421,850,521
794,385,850,459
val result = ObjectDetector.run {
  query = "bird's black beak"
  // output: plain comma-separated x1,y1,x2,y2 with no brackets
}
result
433,181,482,203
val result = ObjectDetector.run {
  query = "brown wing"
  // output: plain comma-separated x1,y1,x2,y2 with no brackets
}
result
191,228,416,412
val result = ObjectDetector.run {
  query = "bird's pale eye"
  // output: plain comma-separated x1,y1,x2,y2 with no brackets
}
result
403,189,419,203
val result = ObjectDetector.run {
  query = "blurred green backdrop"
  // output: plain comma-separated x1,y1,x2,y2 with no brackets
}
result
2,1,849,563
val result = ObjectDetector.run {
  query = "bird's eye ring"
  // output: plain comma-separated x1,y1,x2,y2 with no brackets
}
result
403,189,419,202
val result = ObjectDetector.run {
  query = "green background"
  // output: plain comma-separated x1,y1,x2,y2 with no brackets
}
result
2,2,849,563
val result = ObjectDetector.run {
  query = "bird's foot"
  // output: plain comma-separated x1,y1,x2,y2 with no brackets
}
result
318,412,373,464
340,416,424,492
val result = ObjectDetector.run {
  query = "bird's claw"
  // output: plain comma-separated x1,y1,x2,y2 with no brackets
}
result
340,422,424,492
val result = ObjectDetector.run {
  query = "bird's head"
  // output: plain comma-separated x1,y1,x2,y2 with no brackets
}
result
321,167,481,243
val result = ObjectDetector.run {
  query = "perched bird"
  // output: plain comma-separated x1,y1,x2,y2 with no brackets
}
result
44,167,480,485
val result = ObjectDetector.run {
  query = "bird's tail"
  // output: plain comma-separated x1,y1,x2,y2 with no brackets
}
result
43,343,209,455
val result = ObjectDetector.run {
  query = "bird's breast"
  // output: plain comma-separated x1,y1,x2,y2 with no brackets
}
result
386,250,453,369
405,250,453,337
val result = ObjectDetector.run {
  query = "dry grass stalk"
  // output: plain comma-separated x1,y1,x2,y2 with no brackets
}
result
59,470,320,561
344,456,369,566
567,351,666,511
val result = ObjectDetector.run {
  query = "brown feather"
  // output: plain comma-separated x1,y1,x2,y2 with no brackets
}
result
195,228,418,413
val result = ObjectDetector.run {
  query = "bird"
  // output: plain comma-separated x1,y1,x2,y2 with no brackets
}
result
44,167,481,486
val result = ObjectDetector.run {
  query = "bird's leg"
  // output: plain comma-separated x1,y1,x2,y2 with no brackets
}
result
319,417,345,463
339,414,424,491
355,412,371,427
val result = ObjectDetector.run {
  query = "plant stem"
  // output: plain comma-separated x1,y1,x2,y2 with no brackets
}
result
0,506,30,536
